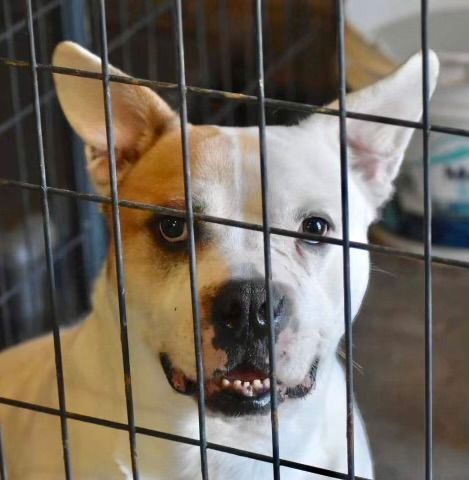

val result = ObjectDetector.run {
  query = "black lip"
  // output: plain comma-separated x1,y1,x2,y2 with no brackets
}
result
159,353,319,416
206,389,272,416
160,353,196,395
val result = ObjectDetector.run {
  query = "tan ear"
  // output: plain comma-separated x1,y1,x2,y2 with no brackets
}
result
52,41,175,193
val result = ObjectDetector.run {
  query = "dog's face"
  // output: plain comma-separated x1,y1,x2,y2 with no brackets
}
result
53,43,438,416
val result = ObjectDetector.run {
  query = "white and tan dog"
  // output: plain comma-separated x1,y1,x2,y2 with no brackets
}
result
0,42,438,479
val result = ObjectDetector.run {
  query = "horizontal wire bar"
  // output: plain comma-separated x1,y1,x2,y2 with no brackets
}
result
0,396,370,480
1,58,469,139
1,176,468,270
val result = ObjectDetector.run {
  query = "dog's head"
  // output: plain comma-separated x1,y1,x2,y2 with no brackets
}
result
53,42,438,416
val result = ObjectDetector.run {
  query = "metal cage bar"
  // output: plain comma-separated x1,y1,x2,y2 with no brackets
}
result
97,1,139,477
253,1,281,478
173,1,209,478
420,1,433,479
24,0,72,478
336,1,355,478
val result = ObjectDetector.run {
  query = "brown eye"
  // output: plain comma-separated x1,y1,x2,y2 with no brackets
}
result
301,217,329,244
159,217,188,242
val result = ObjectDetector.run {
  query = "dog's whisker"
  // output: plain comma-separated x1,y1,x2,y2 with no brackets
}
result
336,348,364,375
370,263,397,278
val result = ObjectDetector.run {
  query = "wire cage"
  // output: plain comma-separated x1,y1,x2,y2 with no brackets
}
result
0,0,468,479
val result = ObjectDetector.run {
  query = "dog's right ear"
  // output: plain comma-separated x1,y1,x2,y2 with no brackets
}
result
52,41,175,194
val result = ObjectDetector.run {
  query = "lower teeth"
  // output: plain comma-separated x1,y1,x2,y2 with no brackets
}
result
221,378,270,397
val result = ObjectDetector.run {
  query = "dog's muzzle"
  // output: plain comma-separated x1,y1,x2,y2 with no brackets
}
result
160,279,319,416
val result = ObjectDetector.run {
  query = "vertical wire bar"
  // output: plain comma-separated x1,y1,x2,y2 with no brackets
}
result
253,2,280,479
0,428,6,480
97,2,139,478
24,1,72,478
420,1,433,479
173,1,209,478
336,1,355,478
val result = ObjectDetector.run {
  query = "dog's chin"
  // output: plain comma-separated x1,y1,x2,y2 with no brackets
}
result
160,353,319,416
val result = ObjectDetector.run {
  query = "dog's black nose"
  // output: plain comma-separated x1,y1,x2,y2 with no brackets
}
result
212,279,290,339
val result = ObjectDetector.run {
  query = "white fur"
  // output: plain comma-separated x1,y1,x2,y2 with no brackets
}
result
0,43,439,479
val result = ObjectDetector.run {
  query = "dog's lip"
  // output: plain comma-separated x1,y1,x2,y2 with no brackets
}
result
159,353,319,408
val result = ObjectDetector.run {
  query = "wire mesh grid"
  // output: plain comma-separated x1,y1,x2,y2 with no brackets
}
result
0,0,465,478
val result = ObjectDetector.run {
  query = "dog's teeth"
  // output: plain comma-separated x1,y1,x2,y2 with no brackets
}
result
233,380,242,388
263,378,270,388
252,379,262,388
221,378,230,388
243,381,250,388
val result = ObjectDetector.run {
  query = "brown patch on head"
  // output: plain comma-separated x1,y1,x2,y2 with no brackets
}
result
103,124,231,284
118,124,230,205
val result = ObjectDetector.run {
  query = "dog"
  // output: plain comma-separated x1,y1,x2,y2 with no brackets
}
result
0,41,439,479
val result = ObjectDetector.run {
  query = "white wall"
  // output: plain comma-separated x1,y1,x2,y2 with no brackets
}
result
347,0,468,36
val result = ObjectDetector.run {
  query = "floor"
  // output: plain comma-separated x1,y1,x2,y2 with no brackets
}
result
354,251,469,479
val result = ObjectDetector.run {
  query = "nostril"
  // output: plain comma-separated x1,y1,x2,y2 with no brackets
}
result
274,296,285,319
224,300,242,329
257,296,285,326
257,302,267,326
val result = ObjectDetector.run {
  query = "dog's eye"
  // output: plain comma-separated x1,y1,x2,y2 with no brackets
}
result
301,217,329,244
159,217,188,242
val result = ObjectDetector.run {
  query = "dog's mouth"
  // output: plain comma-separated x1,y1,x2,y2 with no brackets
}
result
160,353,319,416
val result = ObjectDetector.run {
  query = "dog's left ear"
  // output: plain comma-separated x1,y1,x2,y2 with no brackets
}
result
330,51,439,208
52,41,175,194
